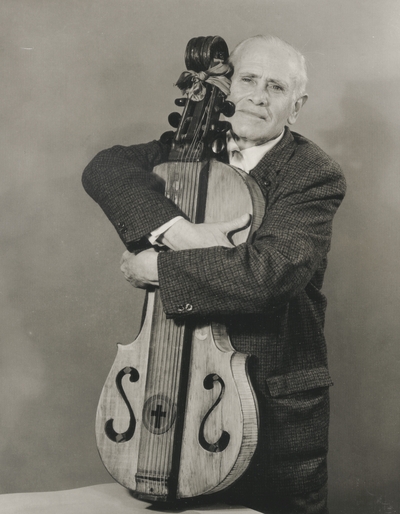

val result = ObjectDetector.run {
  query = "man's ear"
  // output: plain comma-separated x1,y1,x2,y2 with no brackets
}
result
288,94,308,125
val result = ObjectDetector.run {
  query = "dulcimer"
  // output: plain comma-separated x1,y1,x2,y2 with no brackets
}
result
95,36,264,502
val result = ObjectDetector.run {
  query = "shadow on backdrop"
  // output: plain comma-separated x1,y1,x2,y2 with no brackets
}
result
320,78,400,514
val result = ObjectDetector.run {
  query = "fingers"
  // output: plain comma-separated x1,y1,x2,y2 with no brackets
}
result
218,213,251,234
120,250,135,283
120,250,131,264
120,250,134,275
120,249,159,288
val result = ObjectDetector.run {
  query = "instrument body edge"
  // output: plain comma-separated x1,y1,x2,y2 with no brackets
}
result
95,159,264,499
95,36,264,502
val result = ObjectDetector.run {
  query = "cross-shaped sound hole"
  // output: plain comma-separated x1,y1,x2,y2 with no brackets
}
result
151,404,166,429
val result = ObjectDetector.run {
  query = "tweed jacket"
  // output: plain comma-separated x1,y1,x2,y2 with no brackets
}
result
82,127,346,497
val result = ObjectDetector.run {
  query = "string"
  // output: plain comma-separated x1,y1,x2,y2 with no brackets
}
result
142,86,215,490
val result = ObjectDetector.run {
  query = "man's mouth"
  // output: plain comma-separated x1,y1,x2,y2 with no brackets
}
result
237,109,267,120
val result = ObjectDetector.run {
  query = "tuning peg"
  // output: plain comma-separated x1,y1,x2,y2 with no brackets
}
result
174,98,187,107
168,112,182,128
211,137,226,155
160,131,175,144
216,121,232,133
220,101,235,117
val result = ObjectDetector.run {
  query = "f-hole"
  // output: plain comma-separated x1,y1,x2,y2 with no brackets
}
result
198,373,230,453
104,366,139,443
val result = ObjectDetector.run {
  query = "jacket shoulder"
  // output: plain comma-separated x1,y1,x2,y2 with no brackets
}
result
291,132,343,173
286,131,346,194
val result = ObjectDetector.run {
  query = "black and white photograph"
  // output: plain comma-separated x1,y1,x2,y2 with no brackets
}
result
0,1,398,513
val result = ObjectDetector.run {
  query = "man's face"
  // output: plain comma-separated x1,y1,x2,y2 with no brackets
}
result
227,41,306,149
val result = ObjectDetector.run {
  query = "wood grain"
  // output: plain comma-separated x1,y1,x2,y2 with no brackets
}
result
95,159,265,500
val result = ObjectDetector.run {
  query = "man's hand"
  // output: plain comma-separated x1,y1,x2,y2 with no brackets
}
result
120,248,159,289
121,213,250,289
159,213,251,251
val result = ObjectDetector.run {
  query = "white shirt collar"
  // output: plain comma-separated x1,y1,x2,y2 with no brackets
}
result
226,129,285,173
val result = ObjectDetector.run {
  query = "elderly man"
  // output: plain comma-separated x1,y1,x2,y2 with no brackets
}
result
83,35,346,514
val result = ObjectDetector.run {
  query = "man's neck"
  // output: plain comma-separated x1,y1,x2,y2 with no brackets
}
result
230,130,285,150
226,130,285,173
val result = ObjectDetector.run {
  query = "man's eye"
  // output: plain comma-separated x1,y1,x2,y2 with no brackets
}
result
269,84,284,92
241,77,253,83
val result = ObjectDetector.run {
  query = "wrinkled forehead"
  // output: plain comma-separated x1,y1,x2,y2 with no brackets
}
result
232,40,299,83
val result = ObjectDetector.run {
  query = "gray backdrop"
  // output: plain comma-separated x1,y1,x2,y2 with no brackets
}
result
1,1,399,513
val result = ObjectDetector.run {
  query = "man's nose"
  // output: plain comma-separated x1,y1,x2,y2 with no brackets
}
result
249,86,269,106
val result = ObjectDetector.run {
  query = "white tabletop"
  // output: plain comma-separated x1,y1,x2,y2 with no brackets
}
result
0,483,257,514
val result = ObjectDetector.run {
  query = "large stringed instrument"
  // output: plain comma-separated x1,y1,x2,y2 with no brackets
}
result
95,36,265,502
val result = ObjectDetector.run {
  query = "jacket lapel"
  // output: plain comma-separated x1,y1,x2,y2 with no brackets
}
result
249,127,296,193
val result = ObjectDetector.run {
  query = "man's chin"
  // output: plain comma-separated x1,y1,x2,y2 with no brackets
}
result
231,115,271,137
230,127,273,146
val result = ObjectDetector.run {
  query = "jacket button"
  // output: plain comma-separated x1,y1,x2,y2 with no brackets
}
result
117,221,127,234
177,304,193,313
263,179,271,187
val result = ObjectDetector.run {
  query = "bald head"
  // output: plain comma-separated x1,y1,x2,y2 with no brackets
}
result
229,35,308,99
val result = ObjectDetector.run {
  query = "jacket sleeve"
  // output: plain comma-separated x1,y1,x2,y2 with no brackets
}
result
157,158,346,318
82,140,187,249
